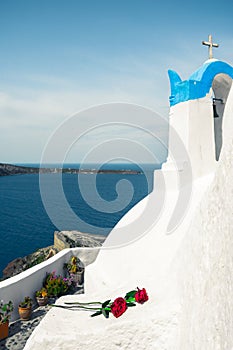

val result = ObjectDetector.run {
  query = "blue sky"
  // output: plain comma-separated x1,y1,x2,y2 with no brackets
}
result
1,0,233,163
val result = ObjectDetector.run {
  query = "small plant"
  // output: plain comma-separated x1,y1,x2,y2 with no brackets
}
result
64,255,83,274
0,300,13,324
19,296,32,309
44,271,70,297
18,296,33,321
64,256,84,287
35,287,48,298
35,287,48,306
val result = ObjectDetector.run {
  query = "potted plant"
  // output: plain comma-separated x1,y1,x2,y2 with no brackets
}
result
35,288,48,306
44,271,71,298
18,296,33,321
64,256,84,287
0,300,13,340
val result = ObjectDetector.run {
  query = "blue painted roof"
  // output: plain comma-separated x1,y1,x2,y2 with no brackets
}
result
168,60,233,106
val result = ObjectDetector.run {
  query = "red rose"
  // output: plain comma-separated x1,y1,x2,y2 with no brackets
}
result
111,297,127,318
135,288,149,304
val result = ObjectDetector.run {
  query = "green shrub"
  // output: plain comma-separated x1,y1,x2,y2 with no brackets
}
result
44,271,70,297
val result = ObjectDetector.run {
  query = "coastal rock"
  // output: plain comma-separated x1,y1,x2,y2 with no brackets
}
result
54,230,106,251
2,231,106,280
2,246,57,280
0,163,39,176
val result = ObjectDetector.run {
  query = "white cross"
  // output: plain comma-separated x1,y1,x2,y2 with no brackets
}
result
202,35,219,59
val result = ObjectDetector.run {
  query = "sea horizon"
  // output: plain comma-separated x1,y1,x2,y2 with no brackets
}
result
0,165,157,276
14,162,162,171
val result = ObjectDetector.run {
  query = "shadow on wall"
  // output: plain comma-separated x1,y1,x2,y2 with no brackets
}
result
212,73,232,160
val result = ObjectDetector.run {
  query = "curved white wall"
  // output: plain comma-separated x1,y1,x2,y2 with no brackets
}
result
0,247,100,321
171,84,233,349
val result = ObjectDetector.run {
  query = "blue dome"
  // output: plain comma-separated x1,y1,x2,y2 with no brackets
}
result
168,60,233,106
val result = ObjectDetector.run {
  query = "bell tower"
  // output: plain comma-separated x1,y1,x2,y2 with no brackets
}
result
166,46,233,178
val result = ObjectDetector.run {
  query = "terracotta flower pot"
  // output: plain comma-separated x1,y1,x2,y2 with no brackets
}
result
0,321,9,340
18,306,32,321
36,296,48,307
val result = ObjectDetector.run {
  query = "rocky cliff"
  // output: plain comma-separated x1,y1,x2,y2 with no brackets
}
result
2,246,58,280
0,163,40,176
2,231,106,280
54,230,106,250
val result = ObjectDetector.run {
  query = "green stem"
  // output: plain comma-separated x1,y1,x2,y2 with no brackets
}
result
73,305,101,311
64,301,102,306
51,304,101,311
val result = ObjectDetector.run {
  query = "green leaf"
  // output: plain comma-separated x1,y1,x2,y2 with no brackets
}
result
90,311,102,317
1,305,7,312
126,297,136,303
125,290,137,300
127,302,136,307
102,299,111,308
102,308,109,318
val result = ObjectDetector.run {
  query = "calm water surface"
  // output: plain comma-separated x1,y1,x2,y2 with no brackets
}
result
0,165,157,275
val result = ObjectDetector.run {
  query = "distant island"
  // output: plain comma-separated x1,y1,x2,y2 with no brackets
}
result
0,163,142,176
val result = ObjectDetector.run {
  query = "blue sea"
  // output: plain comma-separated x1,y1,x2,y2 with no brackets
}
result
0,163,159,277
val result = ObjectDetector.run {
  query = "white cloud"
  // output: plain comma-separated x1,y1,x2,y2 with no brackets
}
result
0,81,169,163
2,49,199,163
65,122,168,164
